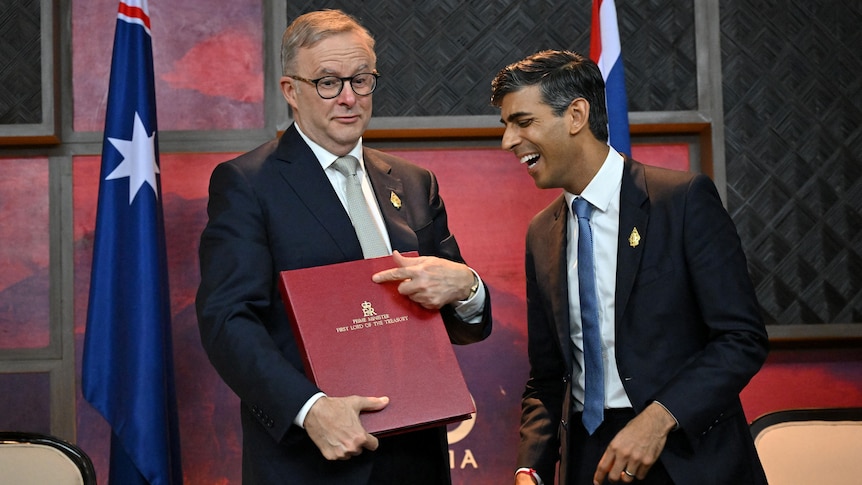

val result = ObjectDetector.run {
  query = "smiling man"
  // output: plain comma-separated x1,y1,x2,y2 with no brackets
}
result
196,9,492,484
491,50,768,485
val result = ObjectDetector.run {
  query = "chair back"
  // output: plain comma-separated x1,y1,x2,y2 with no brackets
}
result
0,431,96,485
750,407,862,485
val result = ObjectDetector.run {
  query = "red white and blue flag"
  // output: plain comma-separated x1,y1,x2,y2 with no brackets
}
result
82,1,182,484
591,0,631,156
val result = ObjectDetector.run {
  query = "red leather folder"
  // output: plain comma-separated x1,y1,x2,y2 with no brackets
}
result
278,254,475,437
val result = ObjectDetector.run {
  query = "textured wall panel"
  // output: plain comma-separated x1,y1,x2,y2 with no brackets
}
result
721,0,862,324
285,0,697,116
0,0,42,124
617,0,698,111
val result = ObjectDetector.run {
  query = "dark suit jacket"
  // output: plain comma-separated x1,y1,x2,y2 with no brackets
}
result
518,158,768,484
196,125,492,484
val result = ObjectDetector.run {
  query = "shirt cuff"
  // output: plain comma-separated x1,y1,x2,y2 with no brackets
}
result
653,400,680,430
294,392,327,428
515,467,543,485
451,269,485,323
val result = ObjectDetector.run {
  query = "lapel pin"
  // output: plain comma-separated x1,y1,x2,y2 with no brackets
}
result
390,191,402,210
628,227,641,248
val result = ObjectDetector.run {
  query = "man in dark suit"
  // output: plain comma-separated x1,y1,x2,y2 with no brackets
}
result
490,50,768,485
196,10,491,484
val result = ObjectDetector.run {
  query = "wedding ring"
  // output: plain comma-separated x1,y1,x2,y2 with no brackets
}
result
623,469,635,478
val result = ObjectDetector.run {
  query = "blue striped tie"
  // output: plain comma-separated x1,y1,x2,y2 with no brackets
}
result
573,197,604,434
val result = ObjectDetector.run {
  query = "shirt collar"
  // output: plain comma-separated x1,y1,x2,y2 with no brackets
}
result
294,122,364,171
565,148,624,214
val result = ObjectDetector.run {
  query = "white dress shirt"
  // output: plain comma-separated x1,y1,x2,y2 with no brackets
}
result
564,149,633,411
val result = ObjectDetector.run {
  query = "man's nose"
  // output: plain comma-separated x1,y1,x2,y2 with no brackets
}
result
501,126,519,151
335,80,358,104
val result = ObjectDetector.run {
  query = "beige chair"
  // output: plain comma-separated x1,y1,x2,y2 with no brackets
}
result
0,432,96,485
750,407,862,485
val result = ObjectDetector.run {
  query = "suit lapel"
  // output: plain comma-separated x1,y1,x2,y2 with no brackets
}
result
364,150,419,252
616,158,649,327
273,127,363,260
547,196,573,368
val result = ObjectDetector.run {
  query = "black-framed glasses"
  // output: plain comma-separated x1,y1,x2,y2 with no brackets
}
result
287,71,380,99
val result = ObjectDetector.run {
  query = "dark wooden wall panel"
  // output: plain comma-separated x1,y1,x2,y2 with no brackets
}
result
721,0,862,325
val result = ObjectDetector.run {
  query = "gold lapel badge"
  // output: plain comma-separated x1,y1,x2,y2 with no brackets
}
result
628,227,641,248
390,191,402,210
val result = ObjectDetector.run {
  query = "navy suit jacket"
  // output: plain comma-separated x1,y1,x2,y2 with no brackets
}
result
196,125,491,484
517,158,768,484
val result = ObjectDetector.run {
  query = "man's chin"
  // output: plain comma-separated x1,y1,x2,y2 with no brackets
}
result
530,174,551,190
329,126,366,145
334,120,367,135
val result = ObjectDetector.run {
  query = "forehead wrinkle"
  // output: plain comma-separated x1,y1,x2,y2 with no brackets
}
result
317,62,372,76
299,34,375,77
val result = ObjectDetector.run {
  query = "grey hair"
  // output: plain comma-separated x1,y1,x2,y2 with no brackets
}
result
281,9,376,75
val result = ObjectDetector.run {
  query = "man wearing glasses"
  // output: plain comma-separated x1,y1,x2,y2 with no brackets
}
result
195,9,492,485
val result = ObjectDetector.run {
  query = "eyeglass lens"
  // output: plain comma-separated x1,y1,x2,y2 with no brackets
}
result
316,73,376,98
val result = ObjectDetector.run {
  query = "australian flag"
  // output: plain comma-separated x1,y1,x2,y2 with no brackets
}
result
591,0,632,156
81,1,183,484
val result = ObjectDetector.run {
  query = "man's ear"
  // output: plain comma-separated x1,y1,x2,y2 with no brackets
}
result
567,98,591,135
280,76,298,110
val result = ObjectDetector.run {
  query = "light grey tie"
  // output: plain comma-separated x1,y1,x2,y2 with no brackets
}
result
332,156,389,258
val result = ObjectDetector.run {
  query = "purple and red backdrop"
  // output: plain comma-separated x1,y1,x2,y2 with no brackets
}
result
68,144,860,485
2,148,857,484
70,146,693,484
